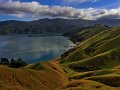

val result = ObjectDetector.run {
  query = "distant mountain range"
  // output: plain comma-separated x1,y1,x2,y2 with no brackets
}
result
0,18,120,35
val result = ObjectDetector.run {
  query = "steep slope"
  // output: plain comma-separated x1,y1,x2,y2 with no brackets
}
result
70,69,120,88
63,24,110,43
63,80,118,90
61,26,120,67
0,61,68,90
59,25,120,90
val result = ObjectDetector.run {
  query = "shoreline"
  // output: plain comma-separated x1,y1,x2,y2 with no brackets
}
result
0,34,76,65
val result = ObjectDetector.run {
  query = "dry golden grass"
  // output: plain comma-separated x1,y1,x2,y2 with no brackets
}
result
0,60,120,90
0,61,68,90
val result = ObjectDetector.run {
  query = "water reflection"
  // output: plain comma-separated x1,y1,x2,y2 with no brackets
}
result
0,35,75,63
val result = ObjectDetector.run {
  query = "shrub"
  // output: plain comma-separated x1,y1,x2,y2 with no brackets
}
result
0,58,9,65
10,58,27,68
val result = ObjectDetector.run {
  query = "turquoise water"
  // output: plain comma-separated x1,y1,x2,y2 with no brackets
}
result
0,35,75,63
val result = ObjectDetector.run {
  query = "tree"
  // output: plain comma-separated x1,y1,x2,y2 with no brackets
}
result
0,58,9,65
17,58,27,67
10,58,16,67
10,58,27,68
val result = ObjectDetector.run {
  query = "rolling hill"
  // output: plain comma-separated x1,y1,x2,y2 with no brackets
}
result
61,26,120,67
0,61,68,90
59,25,120,89
63,24,110,43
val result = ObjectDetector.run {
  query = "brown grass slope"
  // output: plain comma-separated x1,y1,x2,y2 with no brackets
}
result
0,61,68,90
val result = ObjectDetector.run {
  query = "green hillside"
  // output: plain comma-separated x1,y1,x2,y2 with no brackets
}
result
60,26,120,67
59,25,120,89
63,24,110,43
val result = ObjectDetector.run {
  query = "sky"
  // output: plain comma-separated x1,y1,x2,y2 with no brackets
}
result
0,0,120,21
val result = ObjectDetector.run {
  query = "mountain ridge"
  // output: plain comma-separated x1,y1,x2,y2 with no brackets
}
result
0,18,120,35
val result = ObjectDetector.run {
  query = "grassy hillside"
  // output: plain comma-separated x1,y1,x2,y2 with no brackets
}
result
60,26,120,67
63,80,119,90
63,24,110,43
0,61,68,90
59,25,120,89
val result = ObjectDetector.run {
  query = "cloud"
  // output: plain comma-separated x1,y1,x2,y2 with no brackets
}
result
0,0,120,20
63,0,100,4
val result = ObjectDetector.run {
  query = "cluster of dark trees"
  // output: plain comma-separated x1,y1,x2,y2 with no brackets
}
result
0,58,27,68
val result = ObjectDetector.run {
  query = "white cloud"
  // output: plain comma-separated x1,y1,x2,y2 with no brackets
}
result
0,0,120,20
63,0,100,4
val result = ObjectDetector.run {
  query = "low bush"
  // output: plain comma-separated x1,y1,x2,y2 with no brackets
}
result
0,58,27,68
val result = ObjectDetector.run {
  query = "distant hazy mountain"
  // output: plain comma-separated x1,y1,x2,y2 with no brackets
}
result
0,18,120,35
